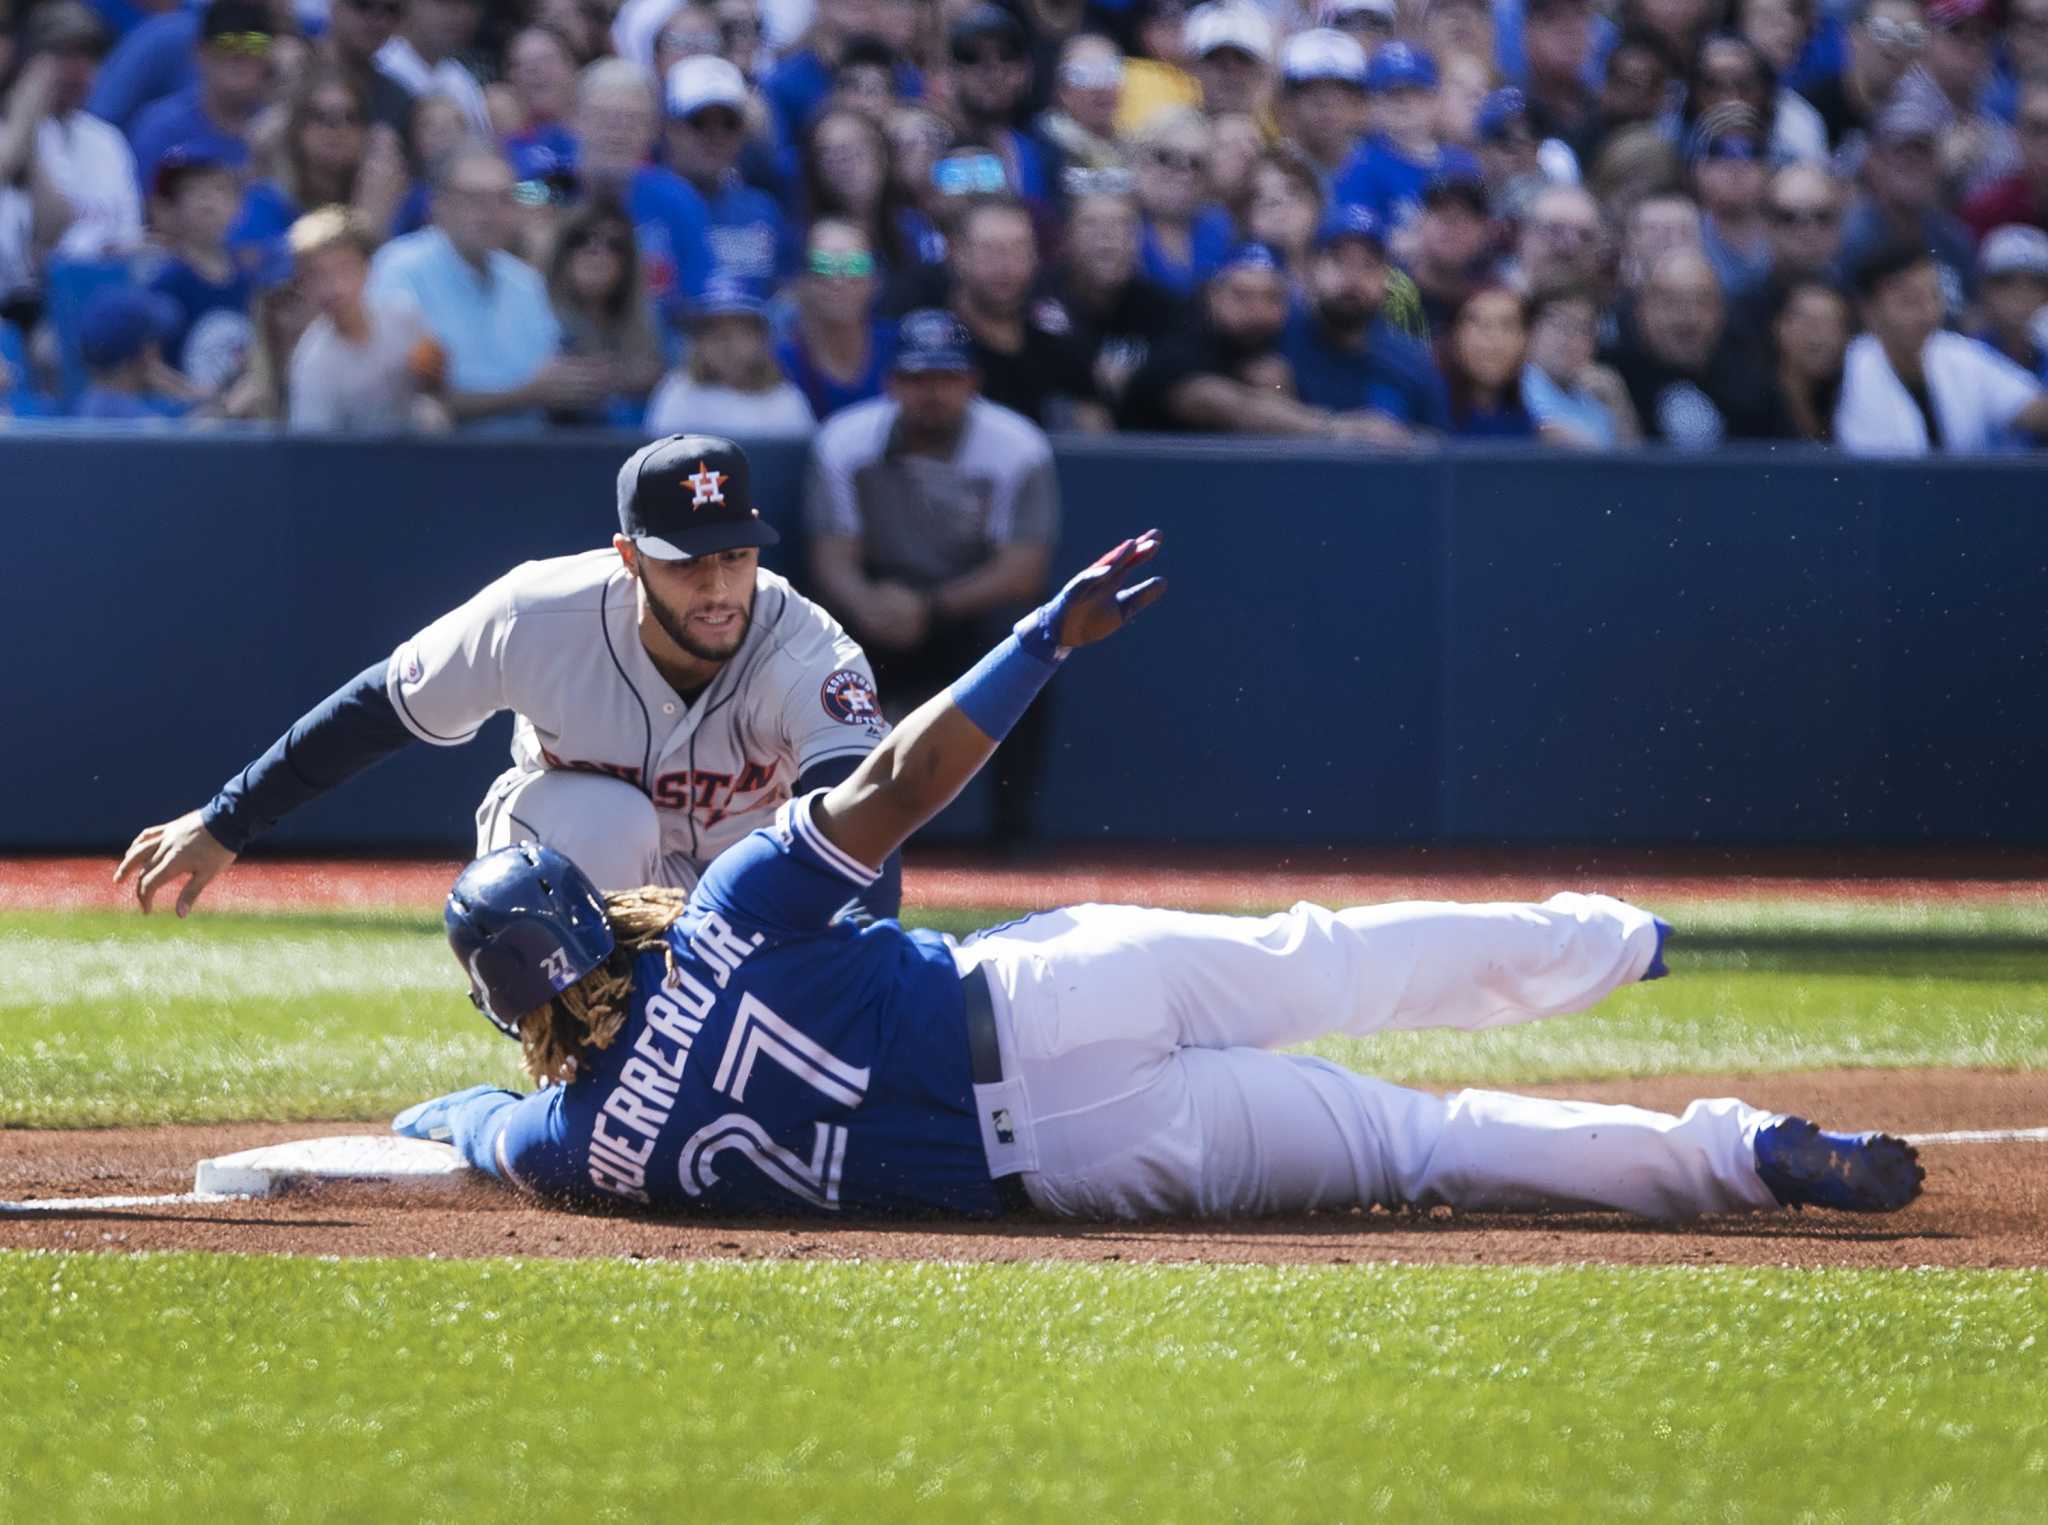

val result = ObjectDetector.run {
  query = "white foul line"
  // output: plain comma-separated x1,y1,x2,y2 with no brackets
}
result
1902,1127,2048,1145
0,1191,248,1214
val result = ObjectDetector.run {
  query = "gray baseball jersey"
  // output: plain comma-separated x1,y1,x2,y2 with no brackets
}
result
385,549,887,878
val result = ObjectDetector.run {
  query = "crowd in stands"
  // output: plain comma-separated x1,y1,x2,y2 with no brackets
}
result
5,0,2048,452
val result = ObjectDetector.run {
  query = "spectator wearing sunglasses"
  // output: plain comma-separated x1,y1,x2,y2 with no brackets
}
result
1038,33,1128,174
1332,44,1482,239
376,0,492,138
231,69,393,269
1183,1,1276,122
646,275,813,436
664,56,789,287
1970,226,2048,384
1725,163,1843,337
801,108,936,316
762,0,924,149
1961,82,2048,242
1278,29,1371,186
777,218,895,420
544,201,665,427
1799,0,1929,155
947,6,1063,215
128,0,273,189
1126,106,1237,296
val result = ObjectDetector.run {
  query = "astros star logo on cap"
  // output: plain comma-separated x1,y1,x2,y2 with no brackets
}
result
685,461,728,507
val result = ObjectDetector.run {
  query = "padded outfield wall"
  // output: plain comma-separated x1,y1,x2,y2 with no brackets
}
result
3,431,2043,850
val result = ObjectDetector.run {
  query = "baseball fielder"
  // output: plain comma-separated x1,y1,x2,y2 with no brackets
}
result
116,434,900,918
400,532,1924,1222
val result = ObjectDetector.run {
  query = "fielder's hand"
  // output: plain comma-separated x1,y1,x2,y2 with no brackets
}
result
1023,531,1167,656
114,810,237,917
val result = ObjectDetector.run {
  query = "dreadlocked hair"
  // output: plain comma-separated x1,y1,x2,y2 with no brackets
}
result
513,888,691,1085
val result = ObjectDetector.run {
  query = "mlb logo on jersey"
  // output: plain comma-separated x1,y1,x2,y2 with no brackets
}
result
685,461,729,507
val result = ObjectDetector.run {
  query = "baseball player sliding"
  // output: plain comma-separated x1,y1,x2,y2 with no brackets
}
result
399,532,1924,1222
116,435,901,918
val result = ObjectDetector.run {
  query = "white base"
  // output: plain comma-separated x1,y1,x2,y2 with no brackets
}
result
193,1135,472,1197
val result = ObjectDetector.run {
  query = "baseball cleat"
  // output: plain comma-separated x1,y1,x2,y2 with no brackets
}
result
1643,916,1673,981
1753,1116,1925,1213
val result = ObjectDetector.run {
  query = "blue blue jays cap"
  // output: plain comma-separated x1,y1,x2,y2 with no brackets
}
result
78,286,180,368
893,307,975,372
1365,40,1437,92
616,433,780,561
1476,87,1529,143
691,274,770,322
1214,240,1288,276
1314,202,1385,252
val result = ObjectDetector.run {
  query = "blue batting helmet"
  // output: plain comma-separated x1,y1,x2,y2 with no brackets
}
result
443,843,616,1037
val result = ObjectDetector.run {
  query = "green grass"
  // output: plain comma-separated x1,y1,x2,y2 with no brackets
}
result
1,1252,2042,1523
4,897,2046,1126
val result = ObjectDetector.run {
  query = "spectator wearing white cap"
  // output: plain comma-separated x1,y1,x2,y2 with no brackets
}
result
1332,43,1483,236
1038,33,1127,174
1969,224,2048,382
1278,29,1371,185
665,55,787,287
1184,2,1276,121
1836,239,2048,452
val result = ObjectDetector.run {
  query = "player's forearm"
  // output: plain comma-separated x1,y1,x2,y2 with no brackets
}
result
201,661,416,853
815,698,1001,870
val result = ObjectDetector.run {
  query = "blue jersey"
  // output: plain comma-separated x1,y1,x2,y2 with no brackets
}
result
1332,137,1482,236
1283,310,1450,429
494,792,1001,1218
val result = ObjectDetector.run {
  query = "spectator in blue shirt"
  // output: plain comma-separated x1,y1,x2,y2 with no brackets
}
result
943,5,1061,214
72,286,194,419
365,142,599,431
1440,284,1542,437
664,55,789,285
127,0,273,188
147,148,255,393
571,57,713,321
85,0,199,134
762,0,923,147
776,216,895,419
1284,203,1450,437
1130,107,1238,297
502,24,581,184
1332,43,1482,237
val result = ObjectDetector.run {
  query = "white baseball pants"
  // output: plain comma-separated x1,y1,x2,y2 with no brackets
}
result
954,895,1783,1222
476,768,696,892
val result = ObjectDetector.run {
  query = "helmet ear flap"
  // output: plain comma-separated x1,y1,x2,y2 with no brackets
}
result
444,845,617,1040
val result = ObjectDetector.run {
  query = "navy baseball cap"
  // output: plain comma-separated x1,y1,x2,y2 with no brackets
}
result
690,274,769,322
893,308,975,373
1314,203,1386,251
79,287,179,368
616,434,780,562
152,142,238,199
1365,41,1436,92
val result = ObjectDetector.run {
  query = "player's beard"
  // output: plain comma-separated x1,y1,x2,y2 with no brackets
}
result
644,582,754,664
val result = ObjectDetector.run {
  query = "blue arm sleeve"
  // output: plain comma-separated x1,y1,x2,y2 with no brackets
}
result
200,661,416,853
88,12,197,134
795,754,902,920
443,1088,523,1178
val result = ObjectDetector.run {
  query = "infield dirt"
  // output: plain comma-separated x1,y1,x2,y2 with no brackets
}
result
4,1069,2042,1270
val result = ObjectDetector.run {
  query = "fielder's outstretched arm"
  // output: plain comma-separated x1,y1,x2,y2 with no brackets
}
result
813,532,1165,871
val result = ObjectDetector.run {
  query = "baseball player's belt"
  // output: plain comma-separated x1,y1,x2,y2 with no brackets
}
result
960,964,1035,1215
